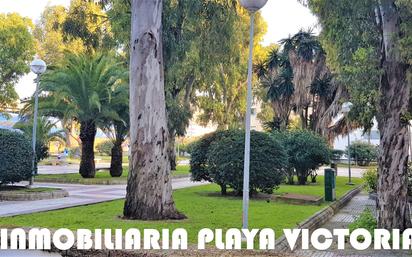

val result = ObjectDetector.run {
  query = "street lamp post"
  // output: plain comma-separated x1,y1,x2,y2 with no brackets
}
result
239,0,268,230
342,102,354,185
29,59,47,186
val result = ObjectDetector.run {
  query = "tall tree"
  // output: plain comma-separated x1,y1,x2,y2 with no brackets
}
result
34,1,115,148
196,8,267,129
255,31,341,135
34,5,84,65
124,0,183,220
376,0,411,230
255,47,294,130
0,13,35,114
101,83,129,177
307,0,412,230
39,53,125,178
104,0,267,168
63,0,115,53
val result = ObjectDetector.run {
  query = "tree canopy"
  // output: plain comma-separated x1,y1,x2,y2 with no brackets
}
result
0,13,35,114
306,0,412,231
34,0,114,66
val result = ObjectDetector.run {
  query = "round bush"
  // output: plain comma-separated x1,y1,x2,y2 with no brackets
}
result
0,129,33,185
273,130,331,185
189,130,235,183
203,130,287,195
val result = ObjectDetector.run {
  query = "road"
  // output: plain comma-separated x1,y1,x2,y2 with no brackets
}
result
37,159,190,175
318,166,367,178
0,177,207,217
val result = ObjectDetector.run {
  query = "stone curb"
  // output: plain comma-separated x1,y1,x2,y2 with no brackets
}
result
275,185,363,252
35,175,191,185
0,189,69,201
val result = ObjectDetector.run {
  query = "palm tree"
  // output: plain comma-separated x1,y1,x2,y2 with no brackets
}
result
260,61,295,130
101,84,129,177
280,29,327,128
39,53,125,178
256,45,295,131
13,117,65,162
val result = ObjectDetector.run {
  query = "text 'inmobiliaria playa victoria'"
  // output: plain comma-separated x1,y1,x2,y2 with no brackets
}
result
1,228,412,250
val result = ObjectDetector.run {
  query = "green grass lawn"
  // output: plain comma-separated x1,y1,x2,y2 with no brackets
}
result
35,165,191,184
277,176,362,199
0,176,361,243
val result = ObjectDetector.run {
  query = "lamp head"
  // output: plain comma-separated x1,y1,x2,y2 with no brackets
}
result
239,0,268,12
30,59,47,75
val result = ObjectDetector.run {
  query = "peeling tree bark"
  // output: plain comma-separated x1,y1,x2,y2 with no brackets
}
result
124,0,184,220
377,0,411,231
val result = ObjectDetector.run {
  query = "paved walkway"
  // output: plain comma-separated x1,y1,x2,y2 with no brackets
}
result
38,160,189,175
38,163,110,175
0,177,207,217
294,192,409,257
0,250,61,257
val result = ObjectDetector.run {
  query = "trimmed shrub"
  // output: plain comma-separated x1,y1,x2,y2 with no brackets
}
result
190,130,287,195
96,141,113,156
347,141,377,166
190,130,235,183
0,129,33,185
273,130,331,185
363,168,378,193
207,130,287,194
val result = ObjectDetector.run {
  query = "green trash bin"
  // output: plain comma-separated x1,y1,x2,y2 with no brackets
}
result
325,168,336,201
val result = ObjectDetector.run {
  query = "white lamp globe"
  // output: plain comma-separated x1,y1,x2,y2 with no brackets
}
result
30,59,47,75
342,102,353,114
239,0,268,12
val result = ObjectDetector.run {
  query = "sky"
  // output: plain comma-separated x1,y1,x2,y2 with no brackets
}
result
0,0,319,99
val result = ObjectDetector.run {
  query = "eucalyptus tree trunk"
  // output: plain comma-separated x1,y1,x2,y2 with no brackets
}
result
124,0,184,220
79,120,96,178
376,0,411,231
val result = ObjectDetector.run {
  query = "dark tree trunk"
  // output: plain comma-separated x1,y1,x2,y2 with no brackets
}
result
376,0,411,231
220,184,227,195
79,120,96,178
110,139,123,177
124,0,184,220
297,171,308,185
169,133,177,171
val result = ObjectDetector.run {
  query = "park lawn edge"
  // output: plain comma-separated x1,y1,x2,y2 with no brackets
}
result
0,177,362,244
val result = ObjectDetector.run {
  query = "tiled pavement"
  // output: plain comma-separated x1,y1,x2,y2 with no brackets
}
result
0,177,207,217
294,193,411,257
37,163,111,175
